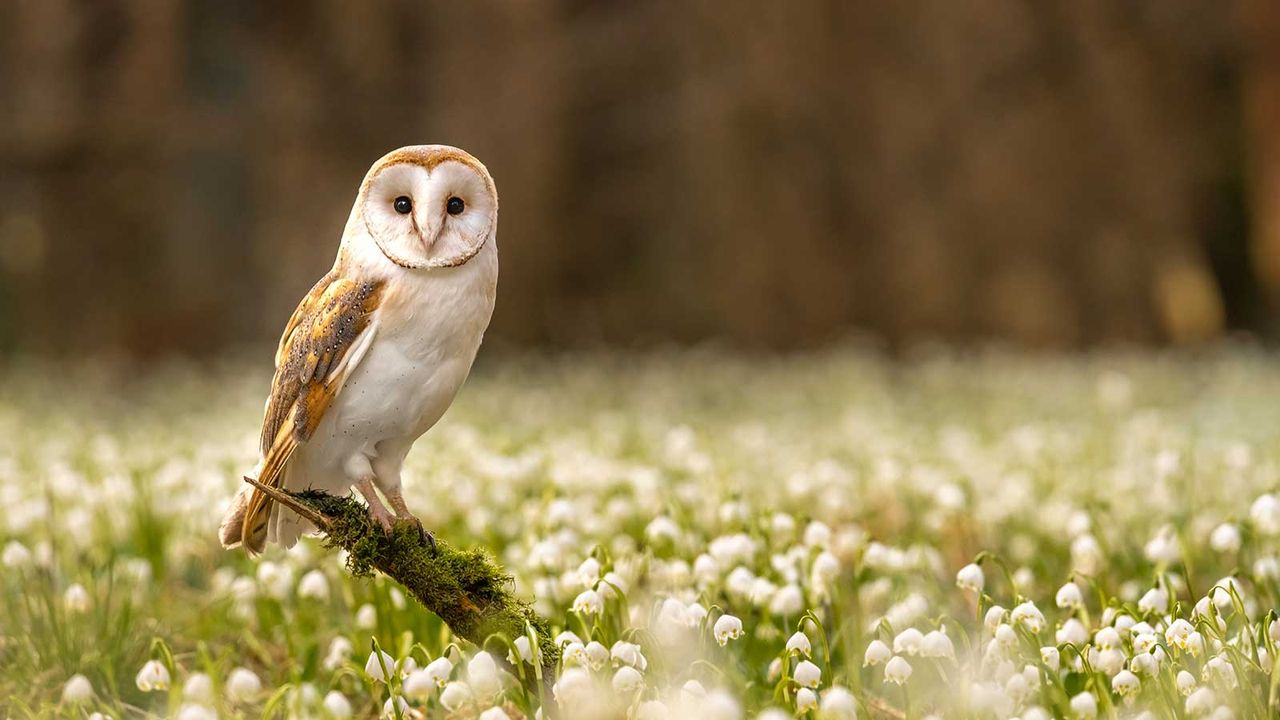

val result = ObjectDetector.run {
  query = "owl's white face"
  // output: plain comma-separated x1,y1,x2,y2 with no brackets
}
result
357,146,498,269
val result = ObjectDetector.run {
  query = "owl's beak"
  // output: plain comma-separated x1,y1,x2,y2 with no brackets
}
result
414,209,444,252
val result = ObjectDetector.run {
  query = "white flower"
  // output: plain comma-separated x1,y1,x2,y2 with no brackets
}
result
713,614,744,646
1138,586,1168,614
984,605,1007,632
440,681,473,711
956,563,985,592
769,584,804,616
554,668,594,706
323,691,352,718
610,640,648,671
584,641,610,669
1112,669,1139,696
995,623,1018,647
1144,525,1181,564
794,659,822,688
2,540,31,568
421,655,453,686
508,635,539,665
225,667,261,702
812,551,840,582
1130,651,1158,675
479,708,512,720
1056,618,1088,646
612,665,643,692
297,570,330,601
176,704,217,720
1209,523,1242,553
637,700,670,720
1070,691,1098,718
1011,601,1046,633
468,651,501,697
893,627,924,655
382,696,407,718
795,687,817,711
1177,670,1197,695
1041,647,1060,671
921,630,955,659
1094,627,1121,649
1252,494,1280,535
645,516,680,543
804,521,832,548
572,589,603,615
403,669,436,699
1055,582,1083,610
819,686,858,718
62,674,93,703
183,673,214,704
577,556,601,587
355,603,377,629
1185,687,1215,715
1071,534,1103,574
555,630,583,647
364,650,395,682
64,583,90,613
786,631,812,656
864,639,892,666
135,660,170,692
324,636,353,670
884,656,912,685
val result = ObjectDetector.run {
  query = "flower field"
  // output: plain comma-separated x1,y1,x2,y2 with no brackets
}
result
4,347,1280,719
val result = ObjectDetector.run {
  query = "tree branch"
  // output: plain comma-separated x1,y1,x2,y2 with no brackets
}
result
243,477,561,717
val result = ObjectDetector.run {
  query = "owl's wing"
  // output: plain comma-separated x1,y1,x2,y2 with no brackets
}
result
239,273,386,552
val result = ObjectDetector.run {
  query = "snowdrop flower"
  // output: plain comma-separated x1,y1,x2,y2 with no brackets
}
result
424,656,453,686
819,686,858,718
610,640,648,671
62,674,93,703
479,708,511,720
893,627,924,655
255,561,293,600
1177,670,1197,695
1185,687,1215,715
576,556,601,587
612,665,643,692
176,705,217,720
995,623,1018,647
468,651,502,697
921,630,955,659
795,687,817,711
382,696,408,718
584,641,610,669
225,667,261,702
2,540,31,568
64,583,90,613
884,656,912,685
324,636,353,670
1203,654,1238,689
365,650,396,682
812,551,840,582
794,659,822,688
1094,627,1121,649
508,636,539,665
1251,494,1280,535
803,521,832,548
1011,601,1046,633
1138,586,1168,614
984,605,1007,632
1131,652,1158,675
1070,691,1098,717
555,630,583,647
1041,647,1060,671
713,614,744,646
1146,525,1184,563
572,589,603,615
554,668,594,706
769,584,803,616
694,554,720,585
135,660,170,692
1166,619,1194,648
864,639,892,666
1056,618,1088,646
1112,669,1139,697
645,516,679,543
786,631,811,656
297,570,330,601
323,691,353,718
355,603,377,629
1209,523,1242,553
403,669,436,700
183,673,214,704
440,681,473,711
956,563,985,592
1055,582,1083,610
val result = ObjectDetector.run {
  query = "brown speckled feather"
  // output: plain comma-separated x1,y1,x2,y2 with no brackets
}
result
241,273,385,551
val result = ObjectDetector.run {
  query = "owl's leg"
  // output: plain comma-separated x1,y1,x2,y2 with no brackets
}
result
384,486,435,551
355,478,395,535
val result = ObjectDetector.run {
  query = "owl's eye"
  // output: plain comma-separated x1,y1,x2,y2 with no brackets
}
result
446,197,465,215
393,196,413,214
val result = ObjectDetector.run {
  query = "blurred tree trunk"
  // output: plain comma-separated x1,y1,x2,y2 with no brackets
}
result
1241,0,1280,335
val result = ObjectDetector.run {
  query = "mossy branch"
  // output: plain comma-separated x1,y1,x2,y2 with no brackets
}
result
243,477,561,717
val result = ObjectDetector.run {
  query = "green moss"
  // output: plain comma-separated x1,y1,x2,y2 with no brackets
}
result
293,490,561,697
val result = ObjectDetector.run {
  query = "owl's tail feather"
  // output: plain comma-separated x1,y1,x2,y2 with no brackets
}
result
219,484,270,555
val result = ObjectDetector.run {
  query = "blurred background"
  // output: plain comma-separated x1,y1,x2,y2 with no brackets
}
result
2,1,1280,356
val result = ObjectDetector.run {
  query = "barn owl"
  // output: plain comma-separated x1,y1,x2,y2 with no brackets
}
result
219,144,499,555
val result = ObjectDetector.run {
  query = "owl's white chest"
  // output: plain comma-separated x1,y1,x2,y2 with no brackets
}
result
291,240,497,491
